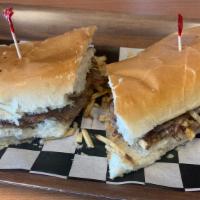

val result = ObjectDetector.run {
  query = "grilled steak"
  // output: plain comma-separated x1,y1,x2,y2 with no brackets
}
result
0,90,91,128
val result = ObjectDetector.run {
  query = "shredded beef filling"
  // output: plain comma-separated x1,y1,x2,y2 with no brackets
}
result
0,56,104,129
109,105,200,149
0,89,92,129
142,109,200,149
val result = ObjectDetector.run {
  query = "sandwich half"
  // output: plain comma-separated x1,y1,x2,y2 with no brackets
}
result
0,26,96,147
105,26,200,179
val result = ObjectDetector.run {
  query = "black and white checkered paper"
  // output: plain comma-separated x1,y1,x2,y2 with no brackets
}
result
0,47,199,191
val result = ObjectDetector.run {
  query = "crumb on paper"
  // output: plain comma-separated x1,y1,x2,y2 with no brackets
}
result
76,143,83,150
81,152,89,156
39,139,44,145
138,139,148,150
167,154,174,159
73,122,78,129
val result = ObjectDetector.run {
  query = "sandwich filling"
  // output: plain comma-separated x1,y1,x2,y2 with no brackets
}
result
0,89,92,147
140,109,199,149
0,89,91,129
108,105,199,151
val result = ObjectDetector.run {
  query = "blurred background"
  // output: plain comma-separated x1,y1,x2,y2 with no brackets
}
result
2,0,200,19
1,0,200,48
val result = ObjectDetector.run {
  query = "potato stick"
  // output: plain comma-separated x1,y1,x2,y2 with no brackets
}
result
99,114,109,122
101,97,109,109
83,99,95,117
94,103,100,108
95,56,107,66
94,84,104,92
185,128,195,141
64,128,76,137
96,134,125,156
138,139,148,149
76,131,83,144
92,90,110,100
82,129,94,148
190,111,200,124
106,96,113,103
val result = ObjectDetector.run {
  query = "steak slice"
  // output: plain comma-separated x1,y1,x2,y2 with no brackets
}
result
107,104,200,150
0,90,92,128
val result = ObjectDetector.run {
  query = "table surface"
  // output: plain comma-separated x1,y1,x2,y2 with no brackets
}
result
0,2,200,200
0,170,200,200
0,183,97,200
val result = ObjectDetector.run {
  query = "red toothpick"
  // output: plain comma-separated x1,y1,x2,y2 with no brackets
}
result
3,8,22,59
177,14,183,52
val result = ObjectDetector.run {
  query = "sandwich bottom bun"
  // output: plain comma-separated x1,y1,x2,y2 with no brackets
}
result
107,131,192,179
0,119,70,149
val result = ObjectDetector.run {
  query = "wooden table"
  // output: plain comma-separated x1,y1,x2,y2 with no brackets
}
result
0,2,200,200
0,183,96,200
0,171,199,200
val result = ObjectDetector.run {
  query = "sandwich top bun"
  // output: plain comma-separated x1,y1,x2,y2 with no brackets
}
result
107,26,200,145
0,26,96,124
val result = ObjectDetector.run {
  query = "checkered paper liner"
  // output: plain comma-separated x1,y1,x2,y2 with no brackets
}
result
0,47,199,191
